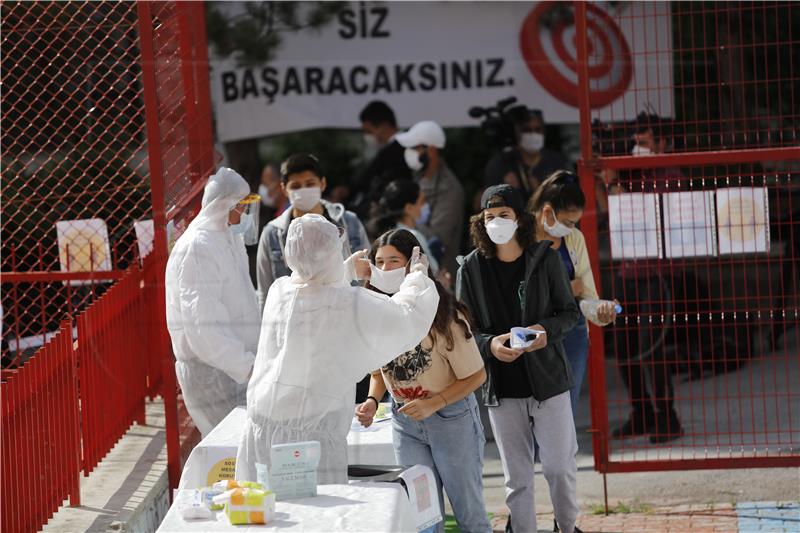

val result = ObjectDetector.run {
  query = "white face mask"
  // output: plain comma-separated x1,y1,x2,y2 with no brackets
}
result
363,133,379,149
289,187,322,212
404,148,424,171
542,207,573,238
485,217,518,245
259,184,275,208
519,132,544,153
632,144,652,156
369,263,406,294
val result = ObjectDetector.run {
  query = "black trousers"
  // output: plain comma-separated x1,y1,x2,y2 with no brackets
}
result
613,274,676,416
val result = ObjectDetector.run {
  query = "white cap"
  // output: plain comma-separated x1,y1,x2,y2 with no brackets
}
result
395,120,446,149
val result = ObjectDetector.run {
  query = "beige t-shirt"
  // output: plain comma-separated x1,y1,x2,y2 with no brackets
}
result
377,314,484,403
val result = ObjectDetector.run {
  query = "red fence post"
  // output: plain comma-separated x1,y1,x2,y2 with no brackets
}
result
66,320,82,506
574,0,612,475
137,0,182,495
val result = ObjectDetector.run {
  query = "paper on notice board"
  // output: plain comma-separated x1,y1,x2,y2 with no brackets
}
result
56,218,114,285
663,191,717,258
608,193,662,259
134,219,154,261
716,187,769,254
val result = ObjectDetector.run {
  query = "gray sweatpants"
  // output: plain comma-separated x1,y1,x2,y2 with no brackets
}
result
488,392,579,533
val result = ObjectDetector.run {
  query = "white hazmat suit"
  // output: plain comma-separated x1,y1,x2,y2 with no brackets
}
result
165,168,260,437
236,214,439,484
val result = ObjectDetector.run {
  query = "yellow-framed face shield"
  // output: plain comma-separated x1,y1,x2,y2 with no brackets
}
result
231,193,261,245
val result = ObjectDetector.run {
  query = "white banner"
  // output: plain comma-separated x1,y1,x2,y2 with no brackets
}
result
210,1,672,141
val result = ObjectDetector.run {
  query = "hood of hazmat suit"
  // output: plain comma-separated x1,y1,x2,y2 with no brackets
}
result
236,214,439,484
165,167,260,437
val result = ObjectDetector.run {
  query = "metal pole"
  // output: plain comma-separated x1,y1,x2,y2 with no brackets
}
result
136,0,181,497
573,2,611,494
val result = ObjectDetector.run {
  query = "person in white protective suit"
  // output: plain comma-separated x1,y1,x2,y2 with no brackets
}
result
165,168,260,437
236,213,439,484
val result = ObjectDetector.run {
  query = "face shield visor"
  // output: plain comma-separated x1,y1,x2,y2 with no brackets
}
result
231,193,261,245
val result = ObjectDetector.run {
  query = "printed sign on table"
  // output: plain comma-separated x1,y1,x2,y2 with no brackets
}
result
56,218,113,285
663,191,717,258
608,193,662,259
269,441,321,501
716,187,769,254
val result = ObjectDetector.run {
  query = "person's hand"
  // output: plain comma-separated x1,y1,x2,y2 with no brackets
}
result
348,249,370,280
490,333,524,362
398,398,439,421
596,299,619,325
409,246,429,274
522,325,548,352
355,399,377,428
571,279,584,297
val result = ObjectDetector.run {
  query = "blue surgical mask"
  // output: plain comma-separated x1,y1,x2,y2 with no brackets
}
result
416,203,431,226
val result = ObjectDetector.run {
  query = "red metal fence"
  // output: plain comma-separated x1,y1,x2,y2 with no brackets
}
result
0,264,152,533
137,0,219,490
1,321,81,533
572,1,800,472
1,1,214,530
77,265,148,475
1,1,153,367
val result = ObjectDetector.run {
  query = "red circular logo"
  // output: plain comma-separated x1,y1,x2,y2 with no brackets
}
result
293,450,301,458
520,2,633,108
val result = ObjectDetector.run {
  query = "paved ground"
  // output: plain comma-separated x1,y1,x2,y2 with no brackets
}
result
475,330,800,532
485,501,800,532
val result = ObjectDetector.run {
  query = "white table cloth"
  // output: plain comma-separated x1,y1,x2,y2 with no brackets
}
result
157,483,416,532
178,407,247,489
179,406,397,490
345,409,396,466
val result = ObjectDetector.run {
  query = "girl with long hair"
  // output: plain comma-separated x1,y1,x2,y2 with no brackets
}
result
355,228,490,533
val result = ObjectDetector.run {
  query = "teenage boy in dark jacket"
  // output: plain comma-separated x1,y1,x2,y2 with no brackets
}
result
456,184,582,533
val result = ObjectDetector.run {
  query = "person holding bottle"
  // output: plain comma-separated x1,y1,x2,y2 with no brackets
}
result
529,170,619,417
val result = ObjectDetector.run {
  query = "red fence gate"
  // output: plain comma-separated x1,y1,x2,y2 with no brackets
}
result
1,1,215,530
572,1,800,473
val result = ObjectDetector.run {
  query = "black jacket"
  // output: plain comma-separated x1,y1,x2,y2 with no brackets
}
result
350,140,412,219
456,241,580,406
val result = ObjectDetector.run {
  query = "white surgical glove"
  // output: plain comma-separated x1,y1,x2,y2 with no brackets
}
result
409,246,430,274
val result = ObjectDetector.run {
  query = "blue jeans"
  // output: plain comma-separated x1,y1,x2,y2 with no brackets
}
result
563,320,590,417
392,394,491,533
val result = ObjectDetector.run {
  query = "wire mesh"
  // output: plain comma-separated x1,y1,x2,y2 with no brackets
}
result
578,1,800,469
595,165,799,467
1,1,154,366
589,1,799,156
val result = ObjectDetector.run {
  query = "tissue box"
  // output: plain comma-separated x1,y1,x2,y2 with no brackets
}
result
213,487,276,525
